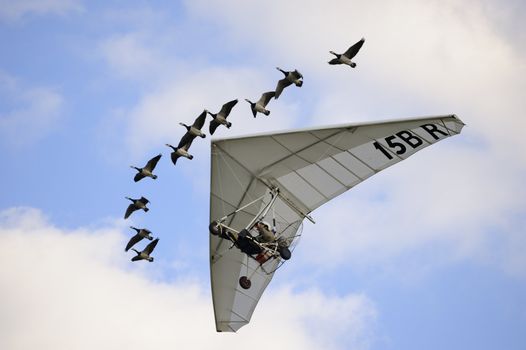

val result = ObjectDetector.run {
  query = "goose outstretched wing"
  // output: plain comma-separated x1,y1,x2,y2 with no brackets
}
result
133,173,145,182
209,119,221,135
275,78,292,99
131,255,142,262
193,110,207,129
125,233,143,251
124,204,136,219
178,133,195,150
144,238,159,255
219,99,238,116
170,152,180,165
258,91,275,107
144,154,162,172
343,38,365,58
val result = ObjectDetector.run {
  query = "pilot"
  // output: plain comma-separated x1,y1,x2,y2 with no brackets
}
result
254,221,276,243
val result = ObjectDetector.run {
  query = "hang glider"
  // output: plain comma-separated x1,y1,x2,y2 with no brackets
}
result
209,114,465,332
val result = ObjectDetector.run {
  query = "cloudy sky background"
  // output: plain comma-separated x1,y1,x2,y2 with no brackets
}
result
1,0,525,349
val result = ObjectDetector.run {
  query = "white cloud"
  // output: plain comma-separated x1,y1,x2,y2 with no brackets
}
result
0,0,82,22
98,32,178,82
0,71,63,148
0,207,377,349
95,9,186,85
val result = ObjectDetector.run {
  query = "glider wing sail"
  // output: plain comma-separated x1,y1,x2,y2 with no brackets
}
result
210,114,465,332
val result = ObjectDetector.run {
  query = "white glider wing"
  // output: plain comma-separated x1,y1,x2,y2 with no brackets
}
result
210,114,465,332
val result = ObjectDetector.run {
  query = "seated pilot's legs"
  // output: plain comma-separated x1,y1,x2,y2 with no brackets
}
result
236,229,262,255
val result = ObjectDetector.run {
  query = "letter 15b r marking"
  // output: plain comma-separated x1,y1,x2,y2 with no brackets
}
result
372,124,448,160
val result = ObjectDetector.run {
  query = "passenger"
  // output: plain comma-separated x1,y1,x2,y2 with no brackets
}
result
254,221,276,243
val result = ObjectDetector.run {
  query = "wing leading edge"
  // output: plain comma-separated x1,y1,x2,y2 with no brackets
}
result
209,114,465,332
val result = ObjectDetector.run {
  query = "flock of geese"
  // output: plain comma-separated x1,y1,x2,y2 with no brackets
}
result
122,38,366,262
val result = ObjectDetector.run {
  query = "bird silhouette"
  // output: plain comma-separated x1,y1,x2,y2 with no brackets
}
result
125,226,154,252
328,38,365,68
245,91,275,117
208,99,238,135
131,238,159,262
124,196,150,219
130,154,162,182
274,68,303,99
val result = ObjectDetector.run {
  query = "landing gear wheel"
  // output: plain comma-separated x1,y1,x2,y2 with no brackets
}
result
239,276,251,289
209,221,222,236
278,246,291,260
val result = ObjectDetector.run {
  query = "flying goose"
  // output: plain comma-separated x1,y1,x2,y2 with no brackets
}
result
208,99,238,135
131,238,159,262
274,67,303,99
125,226,154,252
124,196,150,219
245,91,275,118
328,38,365,67
165,137,194,166
179,110,207,145
130,154,162,182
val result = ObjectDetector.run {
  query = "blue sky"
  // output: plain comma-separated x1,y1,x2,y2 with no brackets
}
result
1,0,525,349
